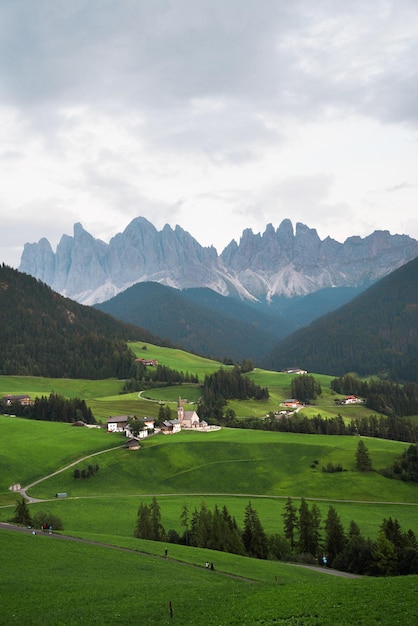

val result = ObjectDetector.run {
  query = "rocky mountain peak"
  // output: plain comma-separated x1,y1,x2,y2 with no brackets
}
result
19,217,418,305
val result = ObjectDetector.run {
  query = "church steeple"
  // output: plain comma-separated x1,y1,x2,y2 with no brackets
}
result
178,396,184,422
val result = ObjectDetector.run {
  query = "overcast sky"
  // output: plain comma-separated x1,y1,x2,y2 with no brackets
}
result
2,0,418,268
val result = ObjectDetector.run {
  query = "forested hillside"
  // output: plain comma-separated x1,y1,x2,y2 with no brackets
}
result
0,265,163,378
95,281,283,362
265,255,418,382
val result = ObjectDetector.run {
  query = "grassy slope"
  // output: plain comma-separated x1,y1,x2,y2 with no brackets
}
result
0,417,121,503
1,422,417,539
2,342,418,624
1,529,417,626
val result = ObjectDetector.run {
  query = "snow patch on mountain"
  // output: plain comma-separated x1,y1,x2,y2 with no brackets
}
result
19,218,418,305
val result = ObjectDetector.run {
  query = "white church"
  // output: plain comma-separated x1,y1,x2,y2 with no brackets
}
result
177,397,205,429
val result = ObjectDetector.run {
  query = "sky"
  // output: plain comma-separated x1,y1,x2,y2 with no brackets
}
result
2,0,418,268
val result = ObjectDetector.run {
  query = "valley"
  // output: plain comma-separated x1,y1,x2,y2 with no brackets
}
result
1,342,418,623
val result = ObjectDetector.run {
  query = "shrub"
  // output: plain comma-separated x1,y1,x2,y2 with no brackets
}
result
32,511,64,531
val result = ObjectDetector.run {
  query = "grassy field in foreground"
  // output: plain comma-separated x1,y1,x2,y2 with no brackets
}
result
1,529,417,626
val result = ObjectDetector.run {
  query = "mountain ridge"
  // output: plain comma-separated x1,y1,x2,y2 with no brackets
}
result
19,216,418,305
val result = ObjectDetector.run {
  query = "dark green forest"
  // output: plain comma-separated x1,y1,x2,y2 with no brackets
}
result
197,366,269,421
331,374,418,417
0,265,162,379
265,255,418,382
95,281,284,362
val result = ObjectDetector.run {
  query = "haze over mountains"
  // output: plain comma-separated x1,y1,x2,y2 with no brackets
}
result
19,217,418,306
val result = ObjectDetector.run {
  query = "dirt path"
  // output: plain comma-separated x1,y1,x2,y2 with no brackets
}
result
18,444,125,503
0,521,360,580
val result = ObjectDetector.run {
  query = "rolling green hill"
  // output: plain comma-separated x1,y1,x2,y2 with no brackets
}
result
2,374,418,624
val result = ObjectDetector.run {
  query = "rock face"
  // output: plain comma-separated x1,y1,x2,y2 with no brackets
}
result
19,217,418,305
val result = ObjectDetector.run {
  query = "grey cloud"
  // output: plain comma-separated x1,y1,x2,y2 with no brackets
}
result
1,0,417,158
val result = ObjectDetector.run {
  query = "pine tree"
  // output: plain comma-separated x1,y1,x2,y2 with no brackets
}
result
134,502,152,539
12,497,32,526
355,439,373,471
282,497,298,550
298,497,314,555
324,506,346,566
149,496,166,541
180,503,190,545
242,501,268,559
372,532,398,576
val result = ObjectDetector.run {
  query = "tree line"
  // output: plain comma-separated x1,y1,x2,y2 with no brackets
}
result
222,410,418,444
123,362,198,393
197,366,269,421
134,496,418,576
331,374,418,417
1,393,96,424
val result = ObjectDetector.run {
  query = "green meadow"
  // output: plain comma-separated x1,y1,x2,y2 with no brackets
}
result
1,344,418,624
1,528,417,625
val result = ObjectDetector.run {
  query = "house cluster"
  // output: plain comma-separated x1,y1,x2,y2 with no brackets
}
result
280,398,304,409
135,358,158,366
282,368,308,375
334,394,364,405
343,395,364,404
106,397,208,446
272,398,304,418
106,415,155,438
2,394,33,406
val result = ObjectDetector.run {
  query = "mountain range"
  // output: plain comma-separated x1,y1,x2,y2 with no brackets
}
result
19,217,418,306
3,252,418,381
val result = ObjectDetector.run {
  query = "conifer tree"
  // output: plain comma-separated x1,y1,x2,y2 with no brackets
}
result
12,497,32,526
324,506,346,566
242,501,268,559
355,439,373,471
282,497,298,550
149,496,166,541
180,503,190,545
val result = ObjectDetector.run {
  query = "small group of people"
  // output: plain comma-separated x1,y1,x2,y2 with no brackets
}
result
205,561,214,570
42,523,52,534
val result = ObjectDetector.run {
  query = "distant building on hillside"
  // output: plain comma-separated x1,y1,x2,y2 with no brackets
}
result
2,394,32,406
135,358,158,366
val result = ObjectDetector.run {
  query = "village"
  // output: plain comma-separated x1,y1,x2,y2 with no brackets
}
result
106,397,218,449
